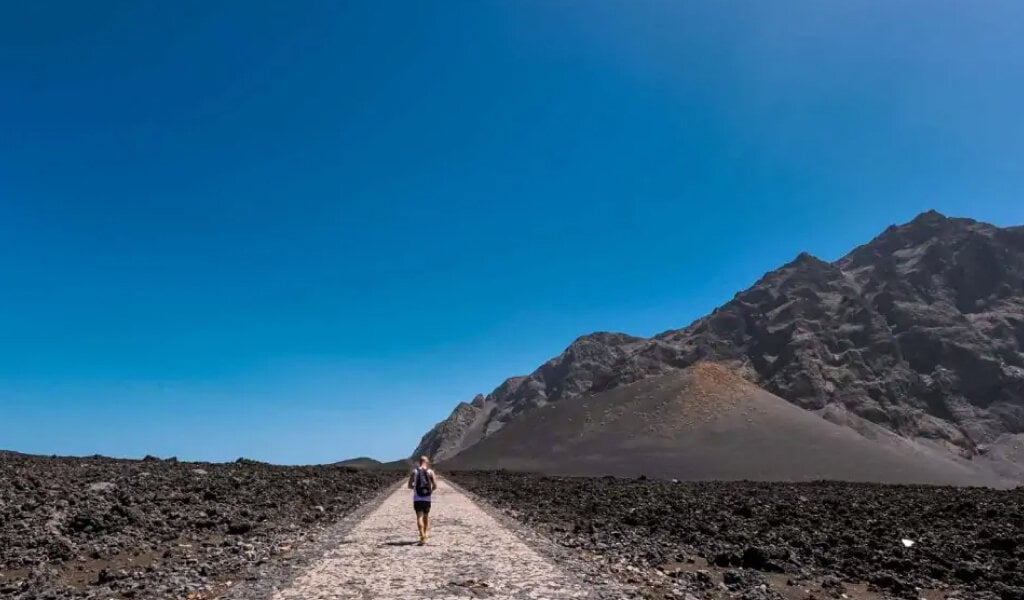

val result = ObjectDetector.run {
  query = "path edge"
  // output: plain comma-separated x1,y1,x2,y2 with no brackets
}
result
220,476,406,600
442,475,640,599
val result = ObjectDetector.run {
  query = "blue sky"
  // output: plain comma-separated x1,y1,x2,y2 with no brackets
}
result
2,2,1022,463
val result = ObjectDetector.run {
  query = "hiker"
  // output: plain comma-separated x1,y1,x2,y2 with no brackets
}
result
408,455,437,545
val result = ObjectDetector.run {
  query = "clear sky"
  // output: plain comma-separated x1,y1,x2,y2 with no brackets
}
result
2,2,1022,464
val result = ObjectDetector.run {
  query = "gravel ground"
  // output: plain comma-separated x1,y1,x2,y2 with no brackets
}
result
260,479,634,599
0,454,395,600
449,471,1024,600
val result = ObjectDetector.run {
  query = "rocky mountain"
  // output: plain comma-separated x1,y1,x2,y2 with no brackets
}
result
414,211,1024,478
443,362,1003,485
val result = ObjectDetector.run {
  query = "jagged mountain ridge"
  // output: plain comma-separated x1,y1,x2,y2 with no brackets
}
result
414,211,1024,467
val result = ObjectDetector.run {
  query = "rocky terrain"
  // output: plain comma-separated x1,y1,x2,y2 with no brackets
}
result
0,453,394,600
5,452,1021,600
417,212,1024,480
451,471,1024,600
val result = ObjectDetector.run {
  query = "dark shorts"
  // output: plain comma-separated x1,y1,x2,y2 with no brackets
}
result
413,500,431,514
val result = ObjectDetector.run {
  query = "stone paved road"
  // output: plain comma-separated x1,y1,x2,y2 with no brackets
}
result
272,479,613,599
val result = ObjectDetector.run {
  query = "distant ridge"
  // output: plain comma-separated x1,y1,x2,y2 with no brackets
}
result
0,450,30,458
416,212,1024,484
334,456,383,468
334,457,411,470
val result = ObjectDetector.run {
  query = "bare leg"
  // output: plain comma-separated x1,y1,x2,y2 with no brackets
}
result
423,513,430,539
416,513,425,539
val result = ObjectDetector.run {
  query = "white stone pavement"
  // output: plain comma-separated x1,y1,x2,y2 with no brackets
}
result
272,479,603,599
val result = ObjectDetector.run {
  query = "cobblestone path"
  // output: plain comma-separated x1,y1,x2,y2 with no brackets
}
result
272,479,609,599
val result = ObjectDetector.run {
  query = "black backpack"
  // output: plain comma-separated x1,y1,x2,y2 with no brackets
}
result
414,467,432,497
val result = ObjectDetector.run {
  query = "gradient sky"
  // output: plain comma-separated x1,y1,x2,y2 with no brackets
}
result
2,2,1022,463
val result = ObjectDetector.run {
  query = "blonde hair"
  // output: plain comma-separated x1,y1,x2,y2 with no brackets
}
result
419,456,430,466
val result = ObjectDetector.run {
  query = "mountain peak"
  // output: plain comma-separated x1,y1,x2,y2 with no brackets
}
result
567,331,643,347
777,251,834,276
838,211,983,269
791,251,827,266
909,209,948,225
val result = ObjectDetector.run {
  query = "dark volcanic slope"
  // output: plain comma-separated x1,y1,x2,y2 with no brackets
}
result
414,332,672,462
445,363,1001,485
451,472,1024,600
416,212,1024,478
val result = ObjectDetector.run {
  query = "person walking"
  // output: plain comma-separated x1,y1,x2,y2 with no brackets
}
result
408,456,437,545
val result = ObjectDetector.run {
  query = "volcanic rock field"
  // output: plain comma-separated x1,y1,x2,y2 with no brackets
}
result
451,471,1024,600
0,453,394,600
6,451,1023,600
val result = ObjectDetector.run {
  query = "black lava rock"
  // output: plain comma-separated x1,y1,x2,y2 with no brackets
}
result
451,471,1024,599
0,453,394,599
